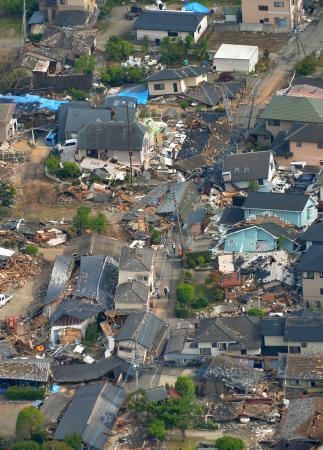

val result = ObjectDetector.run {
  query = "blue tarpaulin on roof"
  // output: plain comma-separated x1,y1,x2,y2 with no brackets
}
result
0,94,69,111
184,2,209,12
117,84,148,105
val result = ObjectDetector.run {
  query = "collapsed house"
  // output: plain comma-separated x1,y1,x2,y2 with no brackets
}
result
277,354,323,392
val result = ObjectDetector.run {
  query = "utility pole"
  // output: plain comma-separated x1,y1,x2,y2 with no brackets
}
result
126,103,133,184
21,0,27,48
171,188,185,268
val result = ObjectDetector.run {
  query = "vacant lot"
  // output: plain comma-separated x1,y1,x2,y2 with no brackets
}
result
0,15,21,54
0,400,32,437
206,29,287,52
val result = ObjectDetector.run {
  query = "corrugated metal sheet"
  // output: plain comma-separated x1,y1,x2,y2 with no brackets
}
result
45,256,74,305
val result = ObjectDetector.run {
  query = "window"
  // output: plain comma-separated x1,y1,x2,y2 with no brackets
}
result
310,381,316,387
289,346,301,353
290,379,300,386
218,343,227,350
200,348,211,355
189,342,198,349
258,4,268,10
320,272,323,278
258,178,264,185
248,241,254,247
211,342,217,348
268,119,280,126
304,271,314,279
173,83,178,93
198,25,201,32
301,342,307,348
244,167,249,174
168,31,178,37
296,141,302,147
320,288,323,295
264,17,269,22
318,143,323,149
234,167,240,174
153,83,165,91
227,239,235,245
274,1,284,6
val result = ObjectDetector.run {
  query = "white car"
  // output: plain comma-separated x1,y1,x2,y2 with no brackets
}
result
0,294,12,307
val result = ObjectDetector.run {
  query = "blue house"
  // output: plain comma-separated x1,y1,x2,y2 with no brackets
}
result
242,192,317,228
223,222,298,253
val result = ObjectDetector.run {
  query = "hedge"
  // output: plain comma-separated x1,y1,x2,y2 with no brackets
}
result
7,386,46,400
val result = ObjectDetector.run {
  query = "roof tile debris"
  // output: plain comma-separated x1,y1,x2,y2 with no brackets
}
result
0,357,50,382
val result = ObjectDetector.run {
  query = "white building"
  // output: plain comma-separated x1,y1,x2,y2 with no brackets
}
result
213,44,259,73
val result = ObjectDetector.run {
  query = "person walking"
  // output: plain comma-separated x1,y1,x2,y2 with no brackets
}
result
164,286,169,298
156,288,160,300
172,242,176,254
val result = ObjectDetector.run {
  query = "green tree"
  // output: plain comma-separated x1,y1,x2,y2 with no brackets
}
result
105,36,134,61
196,255,205,266
31,430,48,444
46,155,60,175
277,235,286,250
62,161,80,178
193,38,208,61
22,245,39,256
0,0,36,14
248,307,265,317
75,55,96,75
72,206,92,234
16,407,44,439
0,437,10,450
215,436,246,450
67,88,87,101
147,419,166,441
90,212,107,234
160,37,186,64
128,389,149,412
193,296,208,309
42,442,73,450
142,35,149,54
64,433,82,450
295,54,317,76
13,441,40,450
150,228,161,244
176,284,194,306
83,322,99,345
248,180,260,192
175,376,195,397
100,66,143,87
180,100,189,111
184,34,194,50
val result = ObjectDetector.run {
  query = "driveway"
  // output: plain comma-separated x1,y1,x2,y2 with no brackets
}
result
96,5,134,49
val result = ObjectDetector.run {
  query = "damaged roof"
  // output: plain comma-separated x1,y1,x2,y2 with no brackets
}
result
202,354,266,393
41,26,95,56
55,382,126,449
51,297,101,324
165,328,188,354
278,354,323,381
134,10,206,32
242,192,312,212
44,256,74,305
219,207,244,225
116,312,166,349
114,280,149,307
226,222,298,242
53,356,126,383
157,181,199,221
0,357,50,382
222,151,272,182
184,82,221,107
119,246,153,273
299,220,323,242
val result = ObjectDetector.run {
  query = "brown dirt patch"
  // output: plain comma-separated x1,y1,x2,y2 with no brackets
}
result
206,30,287,52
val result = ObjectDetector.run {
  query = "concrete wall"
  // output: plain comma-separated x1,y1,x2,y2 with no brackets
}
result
241,0,301,30
302,271,323,306
76,149,143,165
114,300,148,311
117,340,147,362
265,335,323,353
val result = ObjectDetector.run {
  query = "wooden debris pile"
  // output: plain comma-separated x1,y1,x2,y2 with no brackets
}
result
0,253,44,292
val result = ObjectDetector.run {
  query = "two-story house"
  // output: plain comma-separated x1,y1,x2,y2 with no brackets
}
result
223,222,298,253
273,122,323,166
118,247,155,292
114,280,150,311
147,67,207,97
116,312,168,363
297,245,323,307
39,0,96,25
242,192,318,228
277,354,323,392
241,0,302,31
222,151,275,191
251,96,323,147
262,315,323,353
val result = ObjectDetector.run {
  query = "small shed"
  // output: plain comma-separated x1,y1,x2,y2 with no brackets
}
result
0,247,15,269
213,44,259,73
223,6,241,23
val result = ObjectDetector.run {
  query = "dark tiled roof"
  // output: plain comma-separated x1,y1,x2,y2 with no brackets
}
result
53,356,127,383
56,10,89,26
51,297,101,324
119,247,153,272
145,386,168,403
0,358,50,382
219,207,244,225
284,316,323,342
44,256,74,305
57,102,91,142
297,245,323,272
177,128,211,160
74,255,105,299
196,316,262,349
185,208,207,225
165,328,187,354
65,108,111,133
259,95,323,123
28,10,47,25
222,151,272,182
285,122,323,144
261,317,285,336
242,192,311,212
259,222,298,241
77,119,146,152
147,67,207,82
116,312,165,349
134,10,206,32
55,382,126,449
114,280,149,307
294,76,323,89
184,82,221,107
300,220,323,242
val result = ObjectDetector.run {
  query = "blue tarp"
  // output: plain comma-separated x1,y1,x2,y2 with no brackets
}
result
117,84,148,105
0,94,69,111
184,2,209,12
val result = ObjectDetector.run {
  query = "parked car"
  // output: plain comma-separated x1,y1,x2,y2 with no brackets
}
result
45,130,58,147
124,5,142,19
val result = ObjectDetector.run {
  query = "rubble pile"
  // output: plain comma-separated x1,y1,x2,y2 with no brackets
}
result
0,253,44,292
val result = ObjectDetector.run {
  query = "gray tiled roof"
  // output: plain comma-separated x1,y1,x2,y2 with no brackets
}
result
165,328,187,354
134,10,206,32
147,67,207,82
219,207,244,225
222,151,272,182
285,122,323,144
55,10,89,26
0,357,50,383
261,317,285,336
278,354,323,381
119,247,153,272
242,192,311,212
51,297,101,324
297,245,323,272
116,312,165,349
145,386,168,403
114,280,149,307
44,256,74,305
299,220,323,242
55,382,126,449
227,222,298,241
284,316,323,342
77,119,146,151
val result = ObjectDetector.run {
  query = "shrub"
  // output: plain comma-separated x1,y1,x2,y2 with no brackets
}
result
196,255,205,266
105,36,134,61
175,302,193,318
16,407,44,439
7,386,45,400
186,254,197,269
22,245,39,256
46,155,60,175
64,432,82,450
176,284,195,306
248,307,265,317
83,322,99,345
62,161,80,178
295,54,317,76
13,441,40,450
147,419,166,441
215,436,246,450
67,88,87,101
193,296,208,309
42,442,73,450
150,228,161,245
175,376,195,397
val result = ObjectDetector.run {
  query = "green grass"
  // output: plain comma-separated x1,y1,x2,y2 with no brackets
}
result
0,16,21,34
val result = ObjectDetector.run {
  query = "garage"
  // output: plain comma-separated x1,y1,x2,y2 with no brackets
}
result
213,44,259,73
